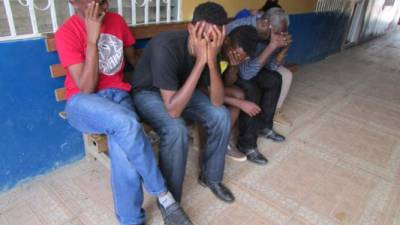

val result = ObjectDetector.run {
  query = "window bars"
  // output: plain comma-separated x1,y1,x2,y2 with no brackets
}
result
0,0,181,41
315,0,347,12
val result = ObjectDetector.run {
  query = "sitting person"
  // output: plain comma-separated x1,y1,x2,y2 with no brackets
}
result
131,2,235,212
226,7,290,165
220,26,262,162
55,1,191,224
235,0,294,126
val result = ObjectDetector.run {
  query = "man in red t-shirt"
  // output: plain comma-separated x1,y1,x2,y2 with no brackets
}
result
55,1,191,224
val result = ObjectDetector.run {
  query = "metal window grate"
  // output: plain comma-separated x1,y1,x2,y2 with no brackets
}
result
315,0,348,12
0,0,181,41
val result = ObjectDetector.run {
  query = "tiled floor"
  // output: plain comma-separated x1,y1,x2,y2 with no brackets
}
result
2,32,400,225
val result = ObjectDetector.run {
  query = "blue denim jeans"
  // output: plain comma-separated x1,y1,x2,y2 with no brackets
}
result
133,90,231,202
66,88,166,225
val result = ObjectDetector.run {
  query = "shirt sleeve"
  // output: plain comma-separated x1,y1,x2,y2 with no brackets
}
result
268,49,280,71
239,42,278,79
238,58,262,80
151,46,180,91
234,9,252,19
55,27,84,69
226,16,253,34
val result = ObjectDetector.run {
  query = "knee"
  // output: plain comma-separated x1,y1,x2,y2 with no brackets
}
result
272,71,283,87
115,114,142,134
158,119,189,159
285,70,293,81
208,106,231,131
285,71,293,85
159,119,188,143
279,68,293,84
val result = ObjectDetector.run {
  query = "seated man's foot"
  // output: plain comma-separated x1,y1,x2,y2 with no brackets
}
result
274,110,292,126
239,147,268,165
258,128,285,142
226,142,247,162
199,176,235,203
158,201,192,225
158,192,192,225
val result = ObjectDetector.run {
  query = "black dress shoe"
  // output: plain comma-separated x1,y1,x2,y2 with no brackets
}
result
157,201,193,225
198,177,235,203
258,128,285,142
242,148,268,165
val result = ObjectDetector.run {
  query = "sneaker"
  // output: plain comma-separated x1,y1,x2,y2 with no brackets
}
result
226,142,247,162
274,110,292,126
157,201,192,225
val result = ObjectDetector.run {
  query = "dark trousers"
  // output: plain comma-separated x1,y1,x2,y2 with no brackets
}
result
133,90,231,202
235,69,282,149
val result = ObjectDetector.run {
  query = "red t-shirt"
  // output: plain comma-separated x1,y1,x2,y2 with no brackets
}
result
55,12,135,100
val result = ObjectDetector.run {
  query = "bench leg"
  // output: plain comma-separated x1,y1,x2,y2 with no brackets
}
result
82,130,160,170
83,133,111,170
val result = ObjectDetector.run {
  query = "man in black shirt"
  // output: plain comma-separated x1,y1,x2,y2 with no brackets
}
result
131,2,235,210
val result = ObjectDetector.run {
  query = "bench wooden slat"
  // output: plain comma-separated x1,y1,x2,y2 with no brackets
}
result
55,87,66,102
50,64,66,78
130,22,188,40
45,37,56,52
44,22,190,53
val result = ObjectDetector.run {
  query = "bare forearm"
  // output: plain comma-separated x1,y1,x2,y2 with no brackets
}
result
165,62,205,117
124,47,136,67
224,95,245,108
79,42,99,93
275,47,289,65
208,61,224,106
257,44,276,67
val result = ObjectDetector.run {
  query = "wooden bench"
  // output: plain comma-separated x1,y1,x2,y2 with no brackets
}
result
45,21,199,169
45,21,298,168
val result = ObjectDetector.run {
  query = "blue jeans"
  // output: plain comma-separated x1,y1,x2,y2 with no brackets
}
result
66,88,166,225
133,90,231,202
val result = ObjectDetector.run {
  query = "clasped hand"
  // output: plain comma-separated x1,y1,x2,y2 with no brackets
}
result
270,29,292,50
188,21,226,65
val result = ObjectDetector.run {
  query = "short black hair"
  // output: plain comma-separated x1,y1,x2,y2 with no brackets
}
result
260,0,282,12
192,2,228,26
228,26,258,58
